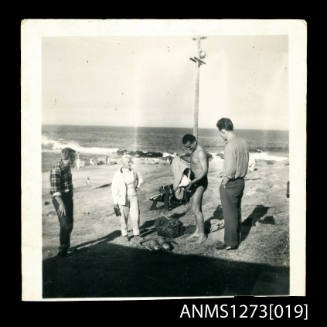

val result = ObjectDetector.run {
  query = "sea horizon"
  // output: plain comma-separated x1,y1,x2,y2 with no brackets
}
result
42,124,289,172
42,123,289,132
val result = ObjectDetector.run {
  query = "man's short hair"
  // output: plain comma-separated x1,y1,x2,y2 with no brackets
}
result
182,134,196,144
122,154,133,163
216,118,234,131
61,147,76,160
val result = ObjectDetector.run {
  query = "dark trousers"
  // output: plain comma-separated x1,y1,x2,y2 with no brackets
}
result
220,179,245,247
52,193,74,252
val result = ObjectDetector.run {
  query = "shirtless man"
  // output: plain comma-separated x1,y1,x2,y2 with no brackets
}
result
182,134,209,243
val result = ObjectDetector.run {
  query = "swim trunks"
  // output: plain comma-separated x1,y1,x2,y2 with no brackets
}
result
190,175,208,193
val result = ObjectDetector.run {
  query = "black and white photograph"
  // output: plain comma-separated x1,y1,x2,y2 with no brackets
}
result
21,20,307,300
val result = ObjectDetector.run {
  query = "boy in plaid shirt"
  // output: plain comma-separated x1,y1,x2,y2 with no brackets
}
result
50,147,76,257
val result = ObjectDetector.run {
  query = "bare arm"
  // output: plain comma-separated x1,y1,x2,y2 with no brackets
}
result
136,172,143,189
55,196,67,216
179,153,191,163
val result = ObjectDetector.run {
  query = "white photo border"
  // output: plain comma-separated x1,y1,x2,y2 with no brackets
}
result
21,19,307,300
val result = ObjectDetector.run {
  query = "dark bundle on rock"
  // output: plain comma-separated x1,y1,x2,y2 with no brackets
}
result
155,216,183,238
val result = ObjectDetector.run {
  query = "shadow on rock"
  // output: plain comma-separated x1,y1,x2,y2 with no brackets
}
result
241,205,270,242
259,216,275,225
204,205,224,233
70,230,121,252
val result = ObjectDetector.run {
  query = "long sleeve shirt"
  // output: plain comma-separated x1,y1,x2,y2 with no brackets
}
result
224,136,249,180
50,160,73,197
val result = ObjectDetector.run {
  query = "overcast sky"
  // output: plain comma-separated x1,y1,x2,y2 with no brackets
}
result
42,35,288,130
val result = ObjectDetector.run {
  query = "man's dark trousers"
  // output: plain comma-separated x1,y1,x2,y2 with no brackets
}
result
220,179,244,248
52,192,74,252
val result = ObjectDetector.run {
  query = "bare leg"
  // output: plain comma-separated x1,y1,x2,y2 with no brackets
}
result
187,186,207,243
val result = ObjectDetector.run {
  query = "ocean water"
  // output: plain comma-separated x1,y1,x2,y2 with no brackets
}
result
42,125,289,172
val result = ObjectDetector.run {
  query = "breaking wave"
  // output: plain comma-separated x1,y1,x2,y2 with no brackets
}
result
42,135,119,155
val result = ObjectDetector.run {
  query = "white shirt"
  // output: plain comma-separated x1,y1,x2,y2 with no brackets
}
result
111,168,143,205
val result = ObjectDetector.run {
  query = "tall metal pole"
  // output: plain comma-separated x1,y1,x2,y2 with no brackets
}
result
193,38,200,138
192,36,206,138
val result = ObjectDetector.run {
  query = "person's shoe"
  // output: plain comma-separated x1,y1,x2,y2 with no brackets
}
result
122,235,130,242
215,242,238,250
215,242,227,250
225,245,238,250
57,250,68,257
66,248,76,255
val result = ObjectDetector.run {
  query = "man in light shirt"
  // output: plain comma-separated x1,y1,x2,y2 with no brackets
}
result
112,155,143,242
216,118,249,250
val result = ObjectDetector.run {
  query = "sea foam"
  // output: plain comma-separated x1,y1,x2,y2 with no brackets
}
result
42,135,119,155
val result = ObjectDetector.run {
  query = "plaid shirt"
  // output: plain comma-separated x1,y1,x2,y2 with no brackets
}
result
50,159,73,196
